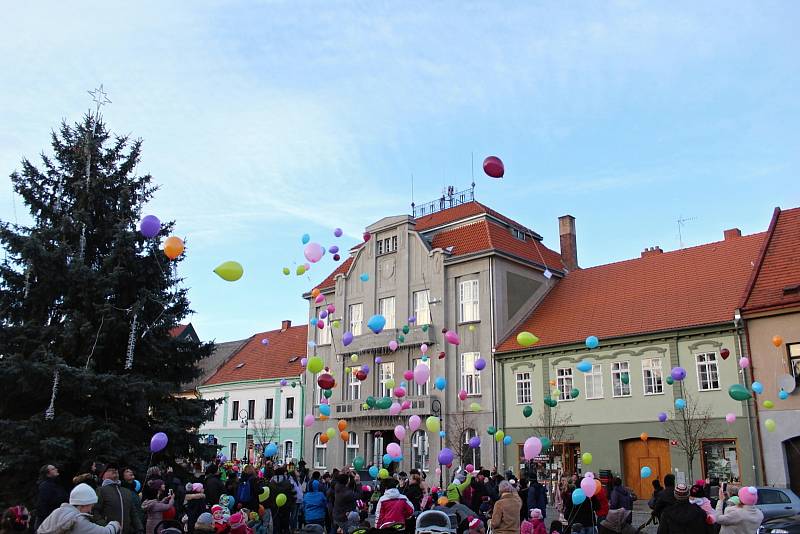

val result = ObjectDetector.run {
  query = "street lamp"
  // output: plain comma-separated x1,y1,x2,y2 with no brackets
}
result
239,409,249,463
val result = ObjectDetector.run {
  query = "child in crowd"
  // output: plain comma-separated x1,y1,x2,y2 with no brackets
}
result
549,519,564,534
689,484,716,524
466,516,485,534
195,513,216,534
521,509,547,534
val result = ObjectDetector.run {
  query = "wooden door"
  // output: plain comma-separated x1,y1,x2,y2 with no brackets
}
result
785,436,800,496
622,438,671,499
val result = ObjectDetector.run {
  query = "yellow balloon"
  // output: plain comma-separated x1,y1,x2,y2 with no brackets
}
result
470,402,482,412
763,400,775,409
426,416,441,433
214,261,244,282
378,468,389,479
386,379,396,389
326,428,336,439
350,354,358,362
495,430,505,442
332,320,341,329
553,389,561,398
275,493,287,507
582,452,593,465
765,419,776,432
295,265,306,276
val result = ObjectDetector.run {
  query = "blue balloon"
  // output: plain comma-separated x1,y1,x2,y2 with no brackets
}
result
382,454,393,467
302,233,310,244
265,443,278,457
367,314,387,334
320,404,331,416
675,398,686,410
572,488,586,505
779,390,789,400
393,455,403,463
752,381,764,394
640,466,652,478
576,361,592,373
368,465,379,478
434,377,447,390
134,480,141,492
310,317,318,327
503,435,512,446
360,273,369,282
439,431,446,438
585,336,599,349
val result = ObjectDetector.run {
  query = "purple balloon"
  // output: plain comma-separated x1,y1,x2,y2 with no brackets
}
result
657,412,668,423
300,357,308,366
261,338,269,346
342,332,354,346
468,436,481,449
375,356,383,364
438,447,455,465
280,379,288,387
329,245,340,254
670,367,686,381
334,228,343,237
320,310,328,320
474,358,487,371
150,432,168,453
139,215,161,238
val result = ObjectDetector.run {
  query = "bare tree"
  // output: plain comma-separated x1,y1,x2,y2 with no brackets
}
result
444,409,479,467
663,390,719,482
252,417,278,453
530,404,573,479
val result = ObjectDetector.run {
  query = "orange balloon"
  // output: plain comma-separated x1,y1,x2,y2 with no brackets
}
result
340,431,349,441
437,496,448,506
163,236,185,260
312,288,320,298
319,433,329,444
549,380,556,386
338,420,347,432
319,415,329,421
594,479,602,493
772,335,783,348
640,432,649,441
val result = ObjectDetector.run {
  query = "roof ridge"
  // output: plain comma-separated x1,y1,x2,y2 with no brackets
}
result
740,207,781,310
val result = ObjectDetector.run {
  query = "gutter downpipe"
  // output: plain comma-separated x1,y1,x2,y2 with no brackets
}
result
735,310,764,485
490,257,499,469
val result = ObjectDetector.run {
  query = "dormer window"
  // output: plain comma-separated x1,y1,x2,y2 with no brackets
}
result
376,235,398,255
511,228,526,241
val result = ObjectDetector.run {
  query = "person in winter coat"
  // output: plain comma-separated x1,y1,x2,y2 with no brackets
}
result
330,475,355,534
527,476,548,520
204,466,225,510
609,478,633,514
652,474,676,520
563,483,599,534
489,481,522,534
227,513,252,534
141,481,175,534
184,483,208,534
37,484,120,534
656,484,713,534
594,484,610,520
302,480,327,527
713,487,763,534
688,484,715,524
95,467,144,534
469,471,491,513
597,508,637,534
374,481,413,529
520,508,547,534
446,472,472,504
401,473,424,511
35,465,68,529
194,513,215,534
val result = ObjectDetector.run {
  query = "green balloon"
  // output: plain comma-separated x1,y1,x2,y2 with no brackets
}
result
323,389,333,398
421,325,429,332
398,335,405,343
665,376,674,385
275,493,287,507
353,456,365,470
402,325,410,334
377,396,392,409
307,356,323,374
366,396,376,407
214,261,244,282
282,267,290,276
544,396,558,408
522,406,533,418
621,373,630,385
487,426,497,435
728,383,753,401
571,388,580,399
541,437,552,451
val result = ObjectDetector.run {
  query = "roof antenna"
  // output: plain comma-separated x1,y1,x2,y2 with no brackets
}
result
410,173,415,215
677,215,697,249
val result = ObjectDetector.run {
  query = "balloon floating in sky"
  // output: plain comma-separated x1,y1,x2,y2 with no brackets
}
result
576,361,592,373
751,381,764,394
360,273,369,282
657,412,668,422
163,236,184,260
772,335,783,348
342,332,354,346
150,432,168,453
474,358,487,371
779,390,789,400
214,261,244,282
523,437,542,460
739,357,750,369
728,383,752,401
517,331,539,347
482,156,505,178
640,466,652,479
282,267,290,275
585,336,600,349
445,330,460,345
302,233,310,244
139,215,161,238
725,413,736,424
675,398,686,410
304,242,325,263
720,348,730,360
670,367,686,381
765,419,776,432
367,315,386,334
363,231,371,242
334,228,343,237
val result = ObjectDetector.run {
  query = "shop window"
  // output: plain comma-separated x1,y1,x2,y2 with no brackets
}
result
701,439,740,482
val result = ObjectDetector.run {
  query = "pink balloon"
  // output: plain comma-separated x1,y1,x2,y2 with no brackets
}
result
458,389,468,401
414,363,430,385
725,413,736,424
401,400,411,410
403,370,414,381
304,263,311,271
304,242,325,263
394,387,406,398
394,425,406,440
581,476,597,498
408,415,421,431
420,344,428,354
315,294,325,304
389,402,402,416
739,357,750,369
388,340,399,352
585,472,594,479
738,486,757,505
303,414,315,427
465,464,475,473
445,330,460,345
386,442,402,458
523,437,542,460
327,304,336,314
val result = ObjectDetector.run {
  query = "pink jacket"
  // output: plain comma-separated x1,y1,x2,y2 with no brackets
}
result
375,489,414,528
521,518,547,534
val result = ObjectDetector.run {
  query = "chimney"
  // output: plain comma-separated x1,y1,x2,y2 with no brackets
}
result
724,228,741,240
281,320,292,332
558,215,579,271
641,246,664,258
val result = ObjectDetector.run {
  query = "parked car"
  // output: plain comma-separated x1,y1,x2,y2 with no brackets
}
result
756,487,800,520
758,513,800,533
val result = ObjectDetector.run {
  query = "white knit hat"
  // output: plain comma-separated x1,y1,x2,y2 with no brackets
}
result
70,483,98,505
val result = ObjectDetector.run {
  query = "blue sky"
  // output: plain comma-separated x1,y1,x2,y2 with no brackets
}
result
2,1,799,342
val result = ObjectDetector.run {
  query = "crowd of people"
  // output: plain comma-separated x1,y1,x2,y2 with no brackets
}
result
1,458,767,534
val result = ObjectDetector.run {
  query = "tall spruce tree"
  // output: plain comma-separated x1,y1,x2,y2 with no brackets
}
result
0,114,217,506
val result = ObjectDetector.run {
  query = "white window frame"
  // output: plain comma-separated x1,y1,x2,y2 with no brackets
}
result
459,279,480,322
695,352,720,391
284,397,295,419
413,358,429,396
461,352,482,396
349,303,363,336
345,432,359,467
313,433,327,469
413,290,432,326
265,398,274,419
313,383,323,407
515,372,532,404
584,364,604,399
463,429,480,466
372,435,384,466
380,362,395,398
411,430,429,472
347,366,361,400
283,440,294,463
642,358,664,395
379,297,396,330
556,368,574,401
316,310,331,345
612,361,632,398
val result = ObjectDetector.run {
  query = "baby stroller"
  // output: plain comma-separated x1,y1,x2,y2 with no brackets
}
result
415,510,454,534
154,520,184,534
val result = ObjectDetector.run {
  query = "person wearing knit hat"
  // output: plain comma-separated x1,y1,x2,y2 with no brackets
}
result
36,484,121,534
95,467,144,534
466,515,485,534
657,483,713,533
194,513,215,534
520,508,546,534
227,513,251,534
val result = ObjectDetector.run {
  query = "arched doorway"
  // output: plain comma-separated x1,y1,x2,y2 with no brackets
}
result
621,437,671,499
784,436,800,495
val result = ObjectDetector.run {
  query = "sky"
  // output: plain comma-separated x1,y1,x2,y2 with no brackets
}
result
1,1,799,343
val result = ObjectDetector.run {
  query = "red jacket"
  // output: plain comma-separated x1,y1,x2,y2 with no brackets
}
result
375,489,414,528
596,486,610,518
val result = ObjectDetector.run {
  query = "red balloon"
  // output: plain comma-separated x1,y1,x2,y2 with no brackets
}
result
720,348,730,360
363,232,371,242
438,351,446,360
483,156,504,178
317,373,335,390
356,370,368,381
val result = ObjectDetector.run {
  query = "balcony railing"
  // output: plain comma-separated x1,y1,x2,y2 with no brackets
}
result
332,395,439,419
335,326,435,356
412,186,474,218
